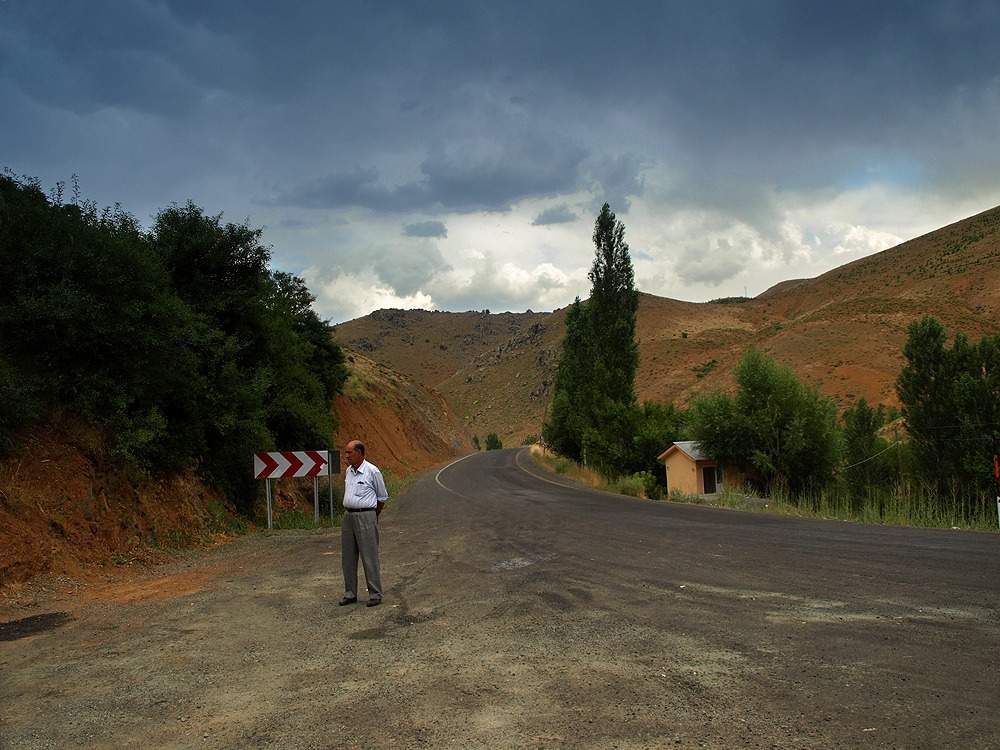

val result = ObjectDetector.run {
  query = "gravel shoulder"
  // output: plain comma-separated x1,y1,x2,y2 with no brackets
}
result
3,449,999,749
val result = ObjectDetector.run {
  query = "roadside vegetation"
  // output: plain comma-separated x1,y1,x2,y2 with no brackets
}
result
541,204,1000,532
530,444,997,531
0,171,348,515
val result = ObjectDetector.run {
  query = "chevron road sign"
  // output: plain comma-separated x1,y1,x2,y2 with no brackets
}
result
254,450,341,529
254,450,330,479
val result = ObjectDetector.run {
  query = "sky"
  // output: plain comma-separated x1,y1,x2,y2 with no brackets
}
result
4,1,1000,323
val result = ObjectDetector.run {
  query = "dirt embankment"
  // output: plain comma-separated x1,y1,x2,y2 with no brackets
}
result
0,354,473,600
332,353,473,477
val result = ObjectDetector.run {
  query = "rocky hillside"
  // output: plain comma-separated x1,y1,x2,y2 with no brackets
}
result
331,351,474,474
0,354,472,594
334,203,1000,445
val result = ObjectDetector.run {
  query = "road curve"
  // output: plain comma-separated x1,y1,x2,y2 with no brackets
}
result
406,447,1000,747
2,447,998,749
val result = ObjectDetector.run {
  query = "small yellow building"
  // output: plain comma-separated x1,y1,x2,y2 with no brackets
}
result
657,441,736,496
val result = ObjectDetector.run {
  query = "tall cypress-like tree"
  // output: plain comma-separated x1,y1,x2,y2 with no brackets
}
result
545,204,639,473
589,204,640,395
546,297,591,462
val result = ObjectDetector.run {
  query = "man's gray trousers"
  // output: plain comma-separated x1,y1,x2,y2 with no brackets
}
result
341,509,382,599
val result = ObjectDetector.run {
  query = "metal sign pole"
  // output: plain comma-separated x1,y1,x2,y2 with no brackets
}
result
313,475,320,523
266,478,273,530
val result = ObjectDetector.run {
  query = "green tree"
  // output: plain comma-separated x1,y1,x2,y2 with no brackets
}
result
841,397,892,500
0,172,199,464
150,203,346,510
0,174,348,514
896,317,1000,503
588,203,640,402
485,433,503,450
690,348,841,493
545,204,640,474
896,316,956,486
545,297,592,462
630,400,686,486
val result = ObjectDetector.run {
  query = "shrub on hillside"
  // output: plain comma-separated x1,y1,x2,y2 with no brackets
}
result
0,173,348,512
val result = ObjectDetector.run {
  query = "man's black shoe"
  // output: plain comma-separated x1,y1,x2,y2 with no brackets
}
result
339,595,357,606
366,597,382,607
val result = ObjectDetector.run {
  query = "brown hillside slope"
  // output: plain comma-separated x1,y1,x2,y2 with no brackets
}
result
333,308,548,389
335,204,1000,445
0,355,471,594
332,352,474,474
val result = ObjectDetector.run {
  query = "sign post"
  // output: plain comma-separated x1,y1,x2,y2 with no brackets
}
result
254,450,341,530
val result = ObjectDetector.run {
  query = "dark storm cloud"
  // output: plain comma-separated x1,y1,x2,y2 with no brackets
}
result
7,0,999,204
532,205,579,226
1,0,247,117
403,221,448,239
268,135,588,214
371,242,451,298
587,155,649,214
5,0,1000,320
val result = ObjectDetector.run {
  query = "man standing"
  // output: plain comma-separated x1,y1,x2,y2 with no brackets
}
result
340,440,388,607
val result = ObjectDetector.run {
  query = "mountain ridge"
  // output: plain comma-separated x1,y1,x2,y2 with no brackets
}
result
333,203,1000,446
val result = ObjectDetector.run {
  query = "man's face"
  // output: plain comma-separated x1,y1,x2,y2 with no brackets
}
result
345,443,364,470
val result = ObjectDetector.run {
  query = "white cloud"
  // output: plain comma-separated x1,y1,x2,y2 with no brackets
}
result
304,268,436,323
829,224,904,257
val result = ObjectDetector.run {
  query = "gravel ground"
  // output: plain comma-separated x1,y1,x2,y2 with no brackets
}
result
2,449,999,749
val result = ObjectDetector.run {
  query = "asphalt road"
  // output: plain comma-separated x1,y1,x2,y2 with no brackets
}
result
2,447,999,749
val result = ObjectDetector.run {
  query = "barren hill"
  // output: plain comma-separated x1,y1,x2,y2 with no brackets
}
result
334,204,1000,445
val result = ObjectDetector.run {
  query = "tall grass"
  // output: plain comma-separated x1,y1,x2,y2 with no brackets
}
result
528,446,999,531
529,446,617,491
782,481,998,530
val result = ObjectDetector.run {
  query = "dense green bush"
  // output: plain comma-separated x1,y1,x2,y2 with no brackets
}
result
690,347,841,493
0,173,347,512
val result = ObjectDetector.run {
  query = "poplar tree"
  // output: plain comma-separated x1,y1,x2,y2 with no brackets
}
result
545,204,640,473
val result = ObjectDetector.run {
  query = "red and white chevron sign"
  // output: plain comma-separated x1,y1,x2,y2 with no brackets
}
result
254,450,330,479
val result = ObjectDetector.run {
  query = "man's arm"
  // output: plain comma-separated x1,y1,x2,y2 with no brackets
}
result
373,467,388,518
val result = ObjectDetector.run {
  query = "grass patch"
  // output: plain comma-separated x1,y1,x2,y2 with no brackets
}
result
784,484,998,530
110,552,136,567
271,508,332,530
206,501,248,536
529,446,617,491
341,371,377,401
610,474,645,497
528,447,998,531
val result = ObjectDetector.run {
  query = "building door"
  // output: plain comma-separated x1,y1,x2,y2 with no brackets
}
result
702,465,717,494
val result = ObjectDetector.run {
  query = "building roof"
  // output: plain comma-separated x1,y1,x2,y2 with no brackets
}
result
657,440,712,462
